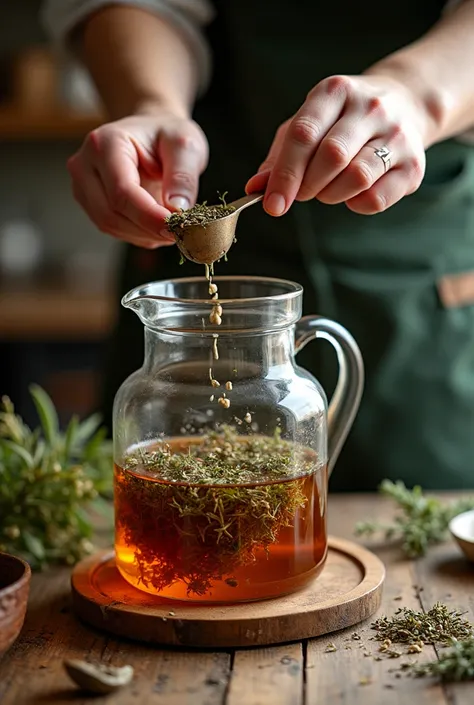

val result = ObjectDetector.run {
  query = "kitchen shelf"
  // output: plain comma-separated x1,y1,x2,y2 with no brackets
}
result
0,279,115,340
0,106,104,140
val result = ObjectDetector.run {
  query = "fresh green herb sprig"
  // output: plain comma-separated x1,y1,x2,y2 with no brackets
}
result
0,386,113,569
403,637,474,681
372,603,473,645
355,480,474,558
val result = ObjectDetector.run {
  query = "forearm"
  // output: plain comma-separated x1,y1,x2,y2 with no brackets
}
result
78,5,198,119
365,0,474,147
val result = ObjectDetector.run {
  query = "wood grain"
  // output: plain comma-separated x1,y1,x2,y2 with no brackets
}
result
71,536,384,648
413,541,474,705
306,494,449,704
227,643,303,705
0,494,472,704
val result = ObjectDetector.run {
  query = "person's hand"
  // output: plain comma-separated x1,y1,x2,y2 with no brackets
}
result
67,109,208,248
246,74,430,216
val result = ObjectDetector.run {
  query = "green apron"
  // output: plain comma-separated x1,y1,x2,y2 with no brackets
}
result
102,0,474,491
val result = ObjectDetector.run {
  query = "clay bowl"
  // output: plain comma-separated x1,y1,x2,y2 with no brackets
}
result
0,552,31,657
449,509,474,563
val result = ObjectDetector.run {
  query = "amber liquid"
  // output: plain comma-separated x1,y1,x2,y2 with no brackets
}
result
115,437,328,603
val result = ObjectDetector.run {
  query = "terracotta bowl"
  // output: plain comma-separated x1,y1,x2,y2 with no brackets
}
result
0,552,31,657
449,510,474,563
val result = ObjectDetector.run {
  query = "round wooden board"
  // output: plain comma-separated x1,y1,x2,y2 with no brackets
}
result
71,536,385,648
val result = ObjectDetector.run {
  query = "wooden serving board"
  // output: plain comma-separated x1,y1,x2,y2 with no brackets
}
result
71,536,385,648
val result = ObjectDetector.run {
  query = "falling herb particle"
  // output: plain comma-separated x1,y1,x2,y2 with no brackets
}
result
359,676,372,686
225,578,238,588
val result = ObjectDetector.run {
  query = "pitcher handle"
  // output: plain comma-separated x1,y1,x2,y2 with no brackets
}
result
295,316,364,475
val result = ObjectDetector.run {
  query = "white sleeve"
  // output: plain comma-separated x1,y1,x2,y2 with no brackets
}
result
40,0,215,93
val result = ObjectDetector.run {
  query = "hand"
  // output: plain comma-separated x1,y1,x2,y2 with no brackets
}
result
246,74,429,216
68,108,208,248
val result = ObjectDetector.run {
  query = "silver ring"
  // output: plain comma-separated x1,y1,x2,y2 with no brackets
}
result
374,146,392,173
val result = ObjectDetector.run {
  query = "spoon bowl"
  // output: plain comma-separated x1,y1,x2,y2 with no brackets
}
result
173,193,263,265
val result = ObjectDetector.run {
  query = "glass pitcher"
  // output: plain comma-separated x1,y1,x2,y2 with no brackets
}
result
113,276,363,603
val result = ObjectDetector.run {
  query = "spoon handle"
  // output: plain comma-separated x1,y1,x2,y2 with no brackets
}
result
230,192,264,213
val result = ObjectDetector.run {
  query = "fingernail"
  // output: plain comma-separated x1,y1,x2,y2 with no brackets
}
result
168,196,190,211
265,192,286,216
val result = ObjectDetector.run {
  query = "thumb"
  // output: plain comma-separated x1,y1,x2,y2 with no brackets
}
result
159,130,207,211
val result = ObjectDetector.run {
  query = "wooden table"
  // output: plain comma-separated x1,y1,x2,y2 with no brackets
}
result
1,494,473,704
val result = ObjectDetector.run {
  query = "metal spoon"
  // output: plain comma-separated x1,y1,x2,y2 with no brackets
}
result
173,193,264,265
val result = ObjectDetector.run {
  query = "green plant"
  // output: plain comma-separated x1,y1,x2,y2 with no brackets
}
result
354,480,474,558
0,385,113,569
403,638,474,681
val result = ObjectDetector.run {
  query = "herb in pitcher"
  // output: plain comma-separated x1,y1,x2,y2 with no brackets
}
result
115,427,321,596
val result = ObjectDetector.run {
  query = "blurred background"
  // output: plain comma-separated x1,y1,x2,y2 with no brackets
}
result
0,1,117,427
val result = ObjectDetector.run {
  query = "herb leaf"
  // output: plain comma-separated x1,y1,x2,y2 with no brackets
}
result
30,384,59,446
0,388,113,570
354,480,474,558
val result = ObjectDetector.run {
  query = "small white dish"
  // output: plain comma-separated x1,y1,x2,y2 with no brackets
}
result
449,509,474,562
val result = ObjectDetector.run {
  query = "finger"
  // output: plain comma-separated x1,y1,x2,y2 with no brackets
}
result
345,167,411,215
85,131,172,233
71,164,173,248
245,169,270,194
263,77,349,215
316,141,396,205
159,129,208,211
245,121,290,193
296,111,383,201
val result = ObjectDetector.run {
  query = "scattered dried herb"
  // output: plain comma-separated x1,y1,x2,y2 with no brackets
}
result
0,387,113,569
355,480,474,557
403,638,474,681
371,603,473,645
115,426,319,596
325,643,338,653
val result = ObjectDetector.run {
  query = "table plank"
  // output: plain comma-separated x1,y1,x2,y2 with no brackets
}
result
227,643,303,705
412,542,474,705
306,494,449,705
1,494,473,704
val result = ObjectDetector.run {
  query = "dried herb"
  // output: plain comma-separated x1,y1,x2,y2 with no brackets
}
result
403,638,474,681
0,387,113,569
165,192,235,237
354,480,474,557
115,426,319,596
371,603,473,645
